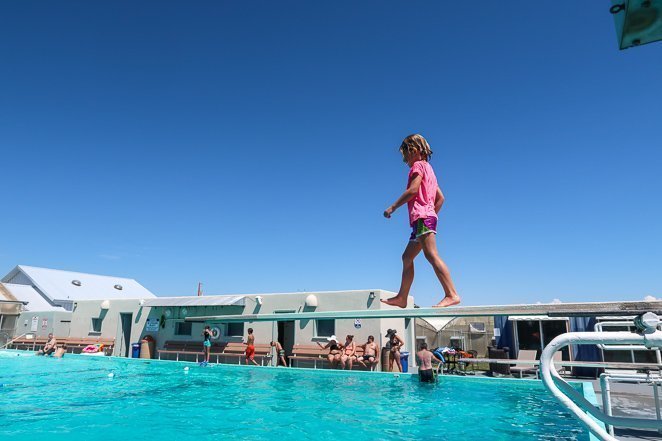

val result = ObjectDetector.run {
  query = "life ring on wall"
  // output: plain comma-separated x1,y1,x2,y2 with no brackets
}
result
210,327,221,340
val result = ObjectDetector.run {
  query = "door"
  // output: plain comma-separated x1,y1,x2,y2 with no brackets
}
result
119,313,133,358
278,321,295,358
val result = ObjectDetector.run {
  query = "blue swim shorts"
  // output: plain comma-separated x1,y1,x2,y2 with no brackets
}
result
409,217,437,242
203,340,211,348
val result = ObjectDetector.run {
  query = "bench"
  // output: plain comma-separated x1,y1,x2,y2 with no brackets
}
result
7,337,50,351
64,338,115,355
157,341,272,365
157,341,224,362
7,336,115,355
217,342,272,366
288,344,375,370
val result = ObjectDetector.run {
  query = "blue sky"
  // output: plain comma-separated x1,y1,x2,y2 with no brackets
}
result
1,2,660,305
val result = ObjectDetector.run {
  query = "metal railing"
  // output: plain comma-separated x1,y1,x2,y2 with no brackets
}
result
540,312,662,441
600,371,662,437
0,332,30,350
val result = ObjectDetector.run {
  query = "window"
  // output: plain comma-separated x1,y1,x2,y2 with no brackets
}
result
514,319,570,360
226,322,244,337
597,320,661,364
316,319,335,337
91,318,103,333
175,322,192,336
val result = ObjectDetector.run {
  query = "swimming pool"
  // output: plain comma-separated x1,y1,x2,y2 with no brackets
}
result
0,350,590,440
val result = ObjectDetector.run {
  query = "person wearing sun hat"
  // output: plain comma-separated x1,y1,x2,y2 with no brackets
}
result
317,335,342,368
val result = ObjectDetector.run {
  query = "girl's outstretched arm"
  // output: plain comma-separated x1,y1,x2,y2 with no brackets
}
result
384,174,422,218
435,187,445,213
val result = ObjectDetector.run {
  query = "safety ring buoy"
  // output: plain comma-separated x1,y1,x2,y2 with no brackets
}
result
211,327,221,340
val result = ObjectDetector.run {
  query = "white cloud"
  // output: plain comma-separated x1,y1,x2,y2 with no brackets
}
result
551,298,562,304
643,295,659,302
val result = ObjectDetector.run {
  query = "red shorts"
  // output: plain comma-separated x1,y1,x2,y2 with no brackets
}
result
245,345,255,359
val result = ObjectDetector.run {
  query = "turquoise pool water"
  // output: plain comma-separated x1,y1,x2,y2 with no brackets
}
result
0,351,588,440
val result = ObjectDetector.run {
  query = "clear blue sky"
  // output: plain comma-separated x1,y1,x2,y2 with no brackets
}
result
1,2,660,305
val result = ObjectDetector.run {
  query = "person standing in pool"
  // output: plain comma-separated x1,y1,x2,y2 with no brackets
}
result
382,134,461,309
202,325,213,364
416,342,435,383
245,328,258,366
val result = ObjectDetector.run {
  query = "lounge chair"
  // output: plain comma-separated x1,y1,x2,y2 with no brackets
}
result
510,349,539,378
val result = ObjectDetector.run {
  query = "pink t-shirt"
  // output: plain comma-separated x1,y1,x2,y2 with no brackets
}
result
407,161,438,226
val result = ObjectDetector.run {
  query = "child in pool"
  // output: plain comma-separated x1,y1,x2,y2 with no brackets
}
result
382,134,461,308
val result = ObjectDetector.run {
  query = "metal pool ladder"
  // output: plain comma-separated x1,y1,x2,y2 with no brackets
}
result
540,312,662,441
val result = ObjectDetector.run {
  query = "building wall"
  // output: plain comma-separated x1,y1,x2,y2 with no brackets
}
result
14,311,72,339
140,290,414,365
10,290,417,364
69,299,151,356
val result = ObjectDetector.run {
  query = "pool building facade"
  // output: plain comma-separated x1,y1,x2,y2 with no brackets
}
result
0,265,417,367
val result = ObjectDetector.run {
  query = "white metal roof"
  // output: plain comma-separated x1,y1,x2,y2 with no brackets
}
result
0,283,66,312
142,295,246,307
1,265,157,302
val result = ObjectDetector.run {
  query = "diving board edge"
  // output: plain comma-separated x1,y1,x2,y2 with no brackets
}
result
185,300,662,323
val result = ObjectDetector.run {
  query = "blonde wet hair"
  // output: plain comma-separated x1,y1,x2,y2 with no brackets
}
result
399,134,433,162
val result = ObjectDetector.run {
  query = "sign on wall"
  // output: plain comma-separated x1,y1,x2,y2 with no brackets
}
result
354,319,362,329
31,316,38,332
41,318,48,330
145,318,159,332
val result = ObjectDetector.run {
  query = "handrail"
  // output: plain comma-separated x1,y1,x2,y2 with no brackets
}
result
540,314,662,441
0,332,29,350
600,372,662,436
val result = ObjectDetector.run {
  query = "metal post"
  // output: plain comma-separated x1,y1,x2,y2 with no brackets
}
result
600,374,614,436
654,382,662,434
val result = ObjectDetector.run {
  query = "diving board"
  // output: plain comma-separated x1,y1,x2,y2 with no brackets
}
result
185,300,662,323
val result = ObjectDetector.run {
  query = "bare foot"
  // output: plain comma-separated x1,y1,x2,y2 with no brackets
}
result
380,296,408,308
432,295,461,308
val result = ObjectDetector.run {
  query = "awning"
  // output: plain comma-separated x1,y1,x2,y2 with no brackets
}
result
142,296,246,307
508,315,569,321
419,317,454,331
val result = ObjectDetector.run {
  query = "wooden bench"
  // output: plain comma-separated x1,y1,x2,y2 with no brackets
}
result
157,341,272,365
64,338,115,355
217,342,272,366
157,341,224,362
7,336,115,355
288,344,375,370
7,337,50,351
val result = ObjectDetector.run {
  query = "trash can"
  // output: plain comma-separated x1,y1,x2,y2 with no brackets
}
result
400,351,410,373
131,343,141,358
140,335,156,359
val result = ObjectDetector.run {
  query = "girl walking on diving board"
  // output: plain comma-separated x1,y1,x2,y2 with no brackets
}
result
382,134,461,309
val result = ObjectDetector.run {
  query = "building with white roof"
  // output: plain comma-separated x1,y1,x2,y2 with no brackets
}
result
0,265,157,351
1,265,156,311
